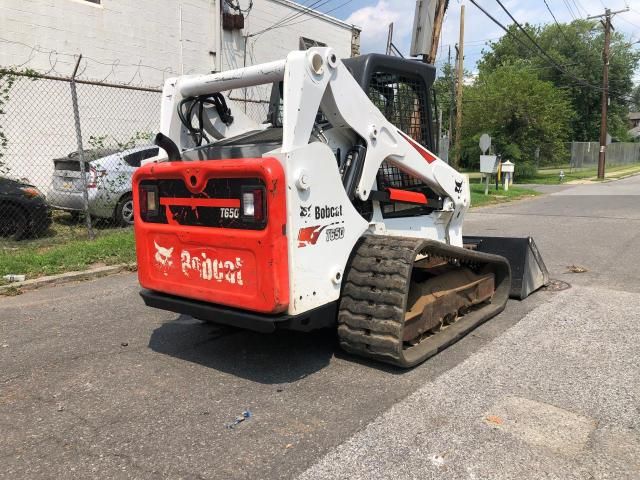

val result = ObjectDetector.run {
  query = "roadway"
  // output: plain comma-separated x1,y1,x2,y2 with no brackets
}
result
1,175,638,479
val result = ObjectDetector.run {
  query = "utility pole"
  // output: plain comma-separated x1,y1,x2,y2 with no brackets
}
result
448,45,454,144
386,23,394,55
426,0,448,64
587,7,628,179
410,0,449,64
453,4,464,168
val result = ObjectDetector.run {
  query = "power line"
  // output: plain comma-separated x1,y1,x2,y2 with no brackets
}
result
279,0,356,29
617,13,640,31
470,0,631,101
249,0,332,38
542,0,580,51
571,0,589,17
224,0,253,14
562,0,578,20
249,0,324,38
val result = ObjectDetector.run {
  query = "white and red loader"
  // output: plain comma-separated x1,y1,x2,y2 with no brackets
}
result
133,48,548,367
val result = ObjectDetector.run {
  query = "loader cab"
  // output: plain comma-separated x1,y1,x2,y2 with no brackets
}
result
265,54,441,219
267,54,437,151
343,54,436,152
345,55,440,219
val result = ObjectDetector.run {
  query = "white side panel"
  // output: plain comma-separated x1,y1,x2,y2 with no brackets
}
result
273,142,368,316
376,215,451,242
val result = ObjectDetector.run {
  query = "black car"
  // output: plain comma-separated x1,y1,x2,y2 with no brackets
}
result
0,177,52,240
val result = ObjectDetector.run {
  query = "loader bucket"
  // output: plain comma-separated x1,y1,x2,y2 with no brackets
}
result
463,236,549,300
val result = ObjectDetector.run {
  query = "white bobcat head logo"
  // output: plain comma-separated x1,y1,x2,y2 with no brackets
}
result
154,241,174,267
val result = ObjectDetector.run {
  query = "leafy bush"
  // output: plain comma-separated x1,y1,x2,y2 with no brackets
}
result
515,161,538,180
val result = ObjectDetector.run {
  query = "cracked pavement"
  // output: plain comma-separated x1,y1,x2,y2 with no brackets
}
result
1,175,639,479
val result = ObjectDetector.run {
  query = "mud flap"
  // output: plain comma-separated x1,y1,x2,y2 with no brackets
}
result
463,236,549,300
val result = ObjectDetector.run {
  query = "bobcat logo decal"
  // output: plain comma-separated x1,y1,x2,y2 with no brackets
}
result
300,205,312,217
454,180,463,194
154,241,174,276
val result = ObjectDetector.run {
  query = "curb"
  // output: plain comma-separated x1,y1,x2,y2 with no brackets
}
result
0,263,136,295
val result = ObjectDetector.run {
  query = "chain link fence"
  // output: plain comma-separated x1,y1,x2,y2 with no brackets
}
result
229,85,271,125
0,69,275,251
0,68,161,247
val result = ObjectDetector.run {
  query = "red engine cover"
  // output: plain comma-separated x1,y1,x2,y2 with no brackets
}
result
133,157,289,314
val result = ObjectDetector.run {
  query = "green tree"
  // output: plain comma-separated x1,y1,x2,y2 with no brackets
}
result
433,61,456,134
477,20,639,142
460,62,575,170
631,84,640,112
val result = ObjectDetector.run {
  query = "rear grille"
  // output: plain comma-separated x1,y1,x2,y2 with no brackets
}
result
140,178,267,230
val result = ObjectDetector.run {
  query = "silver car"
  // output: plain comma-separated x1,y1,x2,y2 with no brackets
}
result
47,146,159,225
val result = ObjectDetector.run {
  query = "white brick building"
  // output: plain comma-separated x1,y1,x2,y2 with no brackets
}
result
0,0,360,189
0,0,359,85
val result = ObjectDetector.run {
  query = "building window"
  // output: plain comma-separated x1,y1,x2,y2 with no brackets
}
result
299,37,327,50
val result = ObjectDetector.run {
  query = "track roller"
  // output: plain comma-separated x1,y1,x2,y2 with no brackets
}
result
337,235,511,367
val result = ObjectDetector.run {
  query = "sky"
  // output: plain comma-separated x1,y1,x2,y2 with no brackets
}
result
322,0,640,78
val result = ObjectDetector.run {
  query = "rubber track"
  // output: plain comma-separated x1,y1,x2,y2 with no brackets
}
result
337,235,511,367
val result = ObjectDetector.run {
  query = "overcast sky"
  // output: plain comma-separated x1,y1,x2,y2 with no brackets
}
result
326,0,640,77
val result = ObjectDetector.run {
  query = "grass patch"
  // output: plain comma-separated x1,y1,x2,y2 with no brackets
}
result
516,163,640,184
470,183,540,208
0,185,541,283
0,230,135,283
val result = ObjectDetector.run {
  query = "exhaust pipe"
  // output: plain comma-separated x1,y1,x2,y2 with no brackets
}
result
154,133,181,162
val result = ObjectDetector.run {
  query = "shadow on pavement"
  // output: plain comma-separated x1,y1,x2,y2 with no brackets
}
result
148,314,336,384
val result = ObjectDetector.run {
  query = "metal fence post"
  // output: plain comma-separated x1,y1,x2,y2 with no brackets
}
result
69,54,95,240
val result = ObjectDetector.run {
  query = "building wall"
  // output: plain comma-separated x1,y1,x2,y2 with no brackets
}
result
0,0,357,189
0,0,356,85
222,0,355,72
222,0,356,110
0,0,219,86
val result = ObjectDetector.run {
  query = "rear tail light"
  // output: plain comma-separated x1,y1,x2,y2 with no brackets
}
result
241,187,265,223
139,185,159,220
87,166,98,188
86,166,105,188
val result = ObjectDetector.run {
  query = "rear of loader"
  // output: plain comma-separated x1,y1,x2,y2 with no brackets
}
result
134,49,548,368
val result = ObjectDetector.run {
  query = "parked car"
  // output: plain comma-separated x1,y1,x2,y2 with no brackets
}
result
0,176,52,240
47,146,159,226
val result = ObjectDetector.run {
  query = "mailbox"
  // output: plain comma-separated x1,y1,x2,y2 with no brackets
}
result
501,160,514,173
480,155,499,174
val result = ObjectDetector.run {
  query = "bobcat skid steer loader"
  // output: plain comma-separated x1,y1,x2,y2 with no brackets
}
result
133,49,548,367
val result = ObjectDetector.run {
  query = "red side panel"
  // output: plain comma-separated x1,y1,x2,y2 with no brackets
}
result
386,188,427,205
133,157,289,314
397,130,437,164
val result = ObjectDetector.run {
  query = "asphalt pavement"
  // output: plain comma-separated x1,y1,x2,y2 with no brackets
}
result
1,175,639,479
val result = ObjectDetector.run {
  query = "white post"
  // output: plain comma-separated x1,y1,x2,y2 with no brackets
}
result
500,161,514,192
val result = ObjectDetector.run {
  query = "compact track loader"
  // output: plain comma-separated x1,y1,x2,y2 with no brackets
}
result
134,49,547,367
